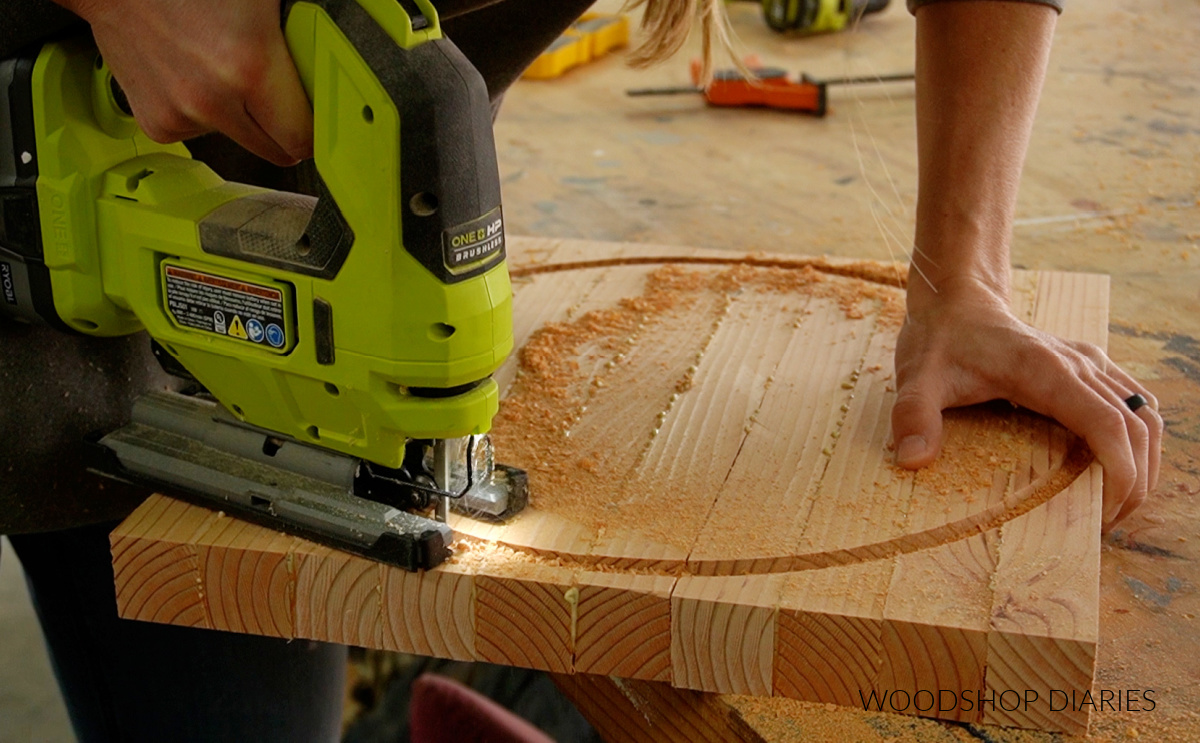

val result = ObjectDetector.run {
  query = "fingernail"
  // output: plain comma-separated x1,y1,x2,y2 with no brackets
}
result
897,435,927,465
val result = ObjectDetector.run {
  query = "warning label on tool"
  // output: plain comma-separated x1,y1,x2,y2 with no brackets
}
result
163,265,289,350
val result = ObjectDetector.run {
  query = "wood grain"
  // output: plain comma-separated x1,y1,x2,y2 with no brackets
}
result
671,575,780,695
112,495,215,629
110,236,1106,733
475,567,576,673
379,562,475,660
453,252,1093,577
574,571,675,680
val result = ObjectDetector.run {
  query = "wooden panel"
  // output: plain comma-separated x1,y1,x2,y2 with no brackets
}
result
455,249,1091,577
575,572,675,680
110,237,1106,734
671,575,779,695
475,567,576,673
379,562,475,660
110,495,215,629
197,514,299,638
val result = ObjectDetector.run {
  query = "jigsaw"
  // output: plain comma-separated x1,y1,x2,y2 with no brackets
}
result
0,0,527,571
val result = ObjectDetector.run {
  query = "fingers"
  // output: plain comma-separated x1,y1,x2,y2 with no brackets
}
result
102,30,311,167
1066,342,1163,490
890,374,948,470
1022,349,1161,532
240,33,314,164
188,28,311,165
1125,403,1164,519
1107,390,1163,528
220,101,302,167
1069,339,1161,410
1093,382,1151,527
131,88,302,166
1090,368,1163,528
1019,371,1136,514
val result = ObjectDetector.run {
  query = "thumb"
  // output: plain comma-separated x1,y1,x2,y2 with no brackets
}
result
890,376,947,470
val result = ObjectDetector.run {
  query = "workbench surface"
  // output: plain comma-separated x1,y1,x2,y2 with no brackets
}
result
492,1,1198,740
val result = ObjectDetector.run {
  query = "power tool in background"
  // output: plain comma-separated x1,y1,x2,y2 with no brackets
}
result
0,0,528,571
735,0,892,34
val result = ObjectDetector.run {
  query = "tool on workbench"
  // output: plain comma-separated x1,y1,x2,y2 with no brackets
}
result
732,0,892,34
521,13,629,80
626,58,914,116
0,0,527,572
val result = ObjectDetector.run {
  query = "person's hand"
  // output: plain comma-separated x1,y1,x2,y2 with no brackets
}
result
890,277,1162,531
60,0,312,165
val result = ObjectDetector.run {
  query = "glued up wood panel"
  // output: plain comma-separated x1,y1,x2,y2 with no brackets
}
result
110,237,1106,734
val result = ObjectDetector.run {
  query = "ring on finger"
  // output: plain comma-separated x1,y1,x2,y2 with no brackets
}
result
1124,393,1148,413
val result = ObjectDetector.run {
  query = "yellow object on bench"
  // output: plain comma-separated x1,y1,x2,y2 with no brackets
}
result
521,13,630,80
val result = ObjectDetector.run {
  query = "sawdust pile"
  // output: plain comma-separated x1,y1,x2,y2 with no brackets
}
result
728,695,1068,742
490,260,908,554
885,404,1057,516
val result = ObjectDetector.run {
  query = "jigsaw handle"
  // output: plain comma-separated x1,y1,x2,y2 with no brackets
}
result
97,1,506,284
280,0,506,284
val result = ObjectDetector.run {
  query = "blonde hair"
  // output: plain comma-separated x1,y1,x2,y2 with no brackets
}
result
623,0,739,83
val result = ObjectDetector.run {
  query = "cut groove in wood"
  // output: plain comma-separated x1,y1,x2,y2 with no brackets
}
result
453,254,1094,576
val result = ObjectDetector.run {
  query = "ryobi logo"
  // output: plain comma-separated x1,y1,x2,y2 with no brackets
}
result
1,262,17,305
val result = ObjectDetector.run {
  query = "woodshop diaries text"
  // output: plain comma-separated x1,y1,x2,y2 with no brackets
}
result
859,688,1156,714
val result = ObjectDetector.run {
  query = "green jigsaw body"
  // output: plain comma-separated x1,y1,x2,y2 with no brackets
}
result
25,0,513,470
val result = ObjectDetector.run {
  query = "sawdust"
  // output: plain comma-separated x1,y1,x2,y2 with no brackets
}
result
482,258,1085,575
492,264,710,542
447,533,692,579
728,690,1196,742
727,695,1080,742
882,404,1055,516
491,262,906,554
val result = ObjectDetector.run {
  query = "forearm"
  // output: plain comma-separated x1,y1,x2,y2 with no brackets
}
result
48,0,98,18
895,1,1160,528
911,1,1057,307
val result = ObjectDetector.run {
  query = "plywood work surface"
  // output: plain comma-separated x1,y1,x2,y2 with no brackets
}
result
111,236,1107,734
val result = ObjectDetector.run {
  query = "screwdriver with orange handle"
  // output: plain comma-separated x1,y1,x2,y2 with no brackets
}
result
626,59,914,117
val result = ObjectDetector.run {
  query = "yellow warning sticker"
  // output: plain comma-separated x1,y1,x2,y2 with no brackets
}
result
227,315,248,340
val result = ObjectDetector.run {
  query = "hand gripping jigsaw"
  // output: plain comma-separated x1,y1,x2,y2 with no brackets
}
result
0,0,527,571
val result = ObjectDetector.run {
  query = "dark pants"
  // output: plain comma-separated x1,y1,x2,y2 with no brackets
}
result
3,527,349,743
1,1,594,740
